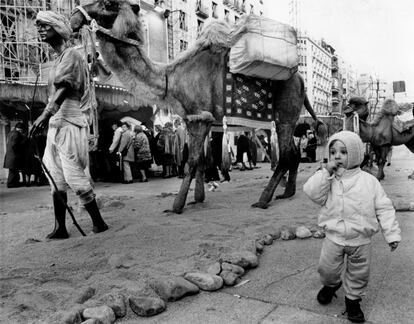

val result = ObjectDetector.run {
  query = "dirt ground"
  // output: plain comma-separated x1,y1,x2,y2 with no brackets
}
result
1,145,413,323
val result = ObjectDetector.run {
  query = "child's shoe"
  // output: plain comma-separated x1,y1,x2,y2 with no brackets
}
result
345,297,365,323
317,281,342,305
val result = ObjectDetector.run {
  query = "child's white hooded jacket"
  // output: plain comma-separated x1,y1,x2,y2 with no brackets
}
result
303,131,401,246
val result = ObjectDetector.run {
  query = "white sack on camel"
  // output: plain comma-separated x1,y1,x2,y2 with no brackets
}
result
229,15,298,80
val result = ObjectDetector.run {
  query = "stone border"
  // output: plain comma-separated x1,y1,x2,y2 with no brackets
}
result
55,225,325,323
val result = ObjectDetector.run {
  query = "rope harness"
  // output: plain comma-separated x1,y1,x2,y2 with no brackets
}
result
74,5,169,99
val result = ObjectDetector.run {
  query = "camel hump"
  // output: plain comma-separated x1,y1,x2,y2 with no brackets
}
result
380,99,399,116
196,20,232,50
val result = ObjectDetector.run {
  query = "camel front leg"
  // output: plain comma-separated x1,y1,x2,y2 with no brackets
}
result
375,145,389,181
171,112,214,212
170,163,196,214
252,164,287,209
193,159,206,203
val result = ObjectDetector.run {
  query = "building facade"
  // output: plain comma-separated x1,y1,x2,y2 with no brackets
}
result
340,58,358,109
297,33,332,116
156,0,265,61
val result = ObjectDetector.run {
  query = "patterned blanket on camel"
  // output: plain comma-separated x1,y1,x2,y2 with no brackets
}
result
223,70,274,130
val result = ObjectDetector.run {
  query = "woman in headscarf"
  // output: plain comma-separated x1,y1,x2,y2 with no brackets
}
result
30,11,108,239
133,125,152,182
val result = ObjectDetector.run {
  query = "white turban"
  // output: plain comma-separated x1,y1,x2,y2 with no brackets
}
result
36,11,72,41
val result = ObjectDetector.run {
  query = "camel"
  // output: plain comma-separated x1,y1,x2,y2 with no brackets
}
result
70,0,324,213
344,97,414,180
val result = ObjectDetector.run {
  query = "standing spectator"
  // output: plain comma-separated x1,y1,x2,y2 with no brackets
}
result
30,11,108,239
24,129,47,186
3,122,27,188
299,133,309,162
205,131,230,183
152,124,163,172
305,130,318,162
108,120,124,182
174,118,187,178
248,131,258,168
303,131,400,323
117,122,134,184
133,125,152,182
157,122,175,178
236,132,252,171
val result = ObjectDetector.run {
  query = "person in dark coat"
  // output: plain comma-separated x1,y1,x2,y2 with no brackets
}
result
205,131,231,183
305,130,318,162
157,122,175,178
236,132,253,171
3,122,27,188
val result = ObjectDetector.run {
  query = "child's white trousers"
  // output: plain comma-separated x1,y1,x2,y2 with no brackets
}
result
318,238,372,300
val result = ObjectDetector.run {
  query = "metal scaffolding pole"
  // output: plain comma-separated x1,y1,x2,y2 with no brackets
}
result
0,0,75,83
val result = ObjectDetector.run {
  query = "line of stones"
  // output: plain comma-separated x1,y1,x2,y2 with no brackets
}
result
57,225,325,324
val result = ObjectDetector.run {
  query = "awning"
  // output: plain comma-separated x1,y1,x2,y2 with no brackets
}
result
0,81,150,122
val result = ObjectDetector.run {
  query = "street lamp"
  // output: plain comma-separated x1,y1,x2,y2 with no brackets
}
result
154,5,181,19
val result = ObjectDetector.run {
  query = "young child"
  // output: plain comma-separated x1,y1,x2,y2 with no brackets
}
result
303,131,401,323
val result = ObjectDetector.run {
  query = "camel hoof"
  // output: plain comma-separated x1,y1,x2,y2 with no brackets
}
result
276,193,294,200
163,209,183,214
187,201,204,205
251,202,268,209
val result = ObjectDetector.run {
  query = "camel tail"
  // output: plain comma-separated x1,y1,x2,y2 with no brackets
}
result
304,93,329,143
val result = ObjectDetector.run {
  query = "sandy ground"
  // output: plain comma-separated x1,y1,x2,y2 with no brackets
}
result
0,145,413,324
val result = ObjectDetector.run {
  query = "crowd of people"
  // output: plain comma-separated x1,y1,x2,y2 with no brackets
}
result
89,119,189,184
3,120,322,189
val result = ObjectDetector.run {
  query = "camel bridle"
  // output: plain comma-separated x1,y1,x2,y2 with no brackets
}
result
74,5,170,99
74,5,141,47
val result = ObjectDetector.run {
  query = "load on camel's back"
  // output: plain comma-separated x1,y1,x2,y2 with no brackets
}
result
343,97,414,180
70,0,326,213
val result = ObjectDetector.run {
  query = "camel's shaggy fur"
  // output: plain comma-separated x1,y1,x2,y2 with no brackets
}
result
70,1,325,212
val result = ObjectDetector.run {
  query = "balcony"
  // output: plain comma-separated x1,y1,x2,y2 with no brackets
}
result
332,96,340,104
331,84,339,93
224,0,243,13
196,1,209,19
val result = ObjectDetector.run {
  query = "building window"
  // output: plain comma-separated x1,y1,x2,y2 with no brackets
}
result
235,15,239,22
224,9,230,22
260,11,263,16
250,4,254,14
212,2,218,18
179,11,187,31
197,19,204,36
180,40,188,52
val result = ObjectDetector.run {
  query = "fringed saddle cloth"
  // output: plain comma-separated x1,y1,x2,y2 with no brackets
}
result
222,68,274,130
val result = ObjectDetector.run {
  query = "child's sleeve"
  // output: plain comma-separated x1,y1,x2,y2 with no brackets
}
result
374,181,401,243
303,169,333,206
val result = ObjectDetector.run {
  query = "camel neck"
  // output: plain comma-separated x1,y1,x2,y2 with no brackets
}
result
98,35,167,98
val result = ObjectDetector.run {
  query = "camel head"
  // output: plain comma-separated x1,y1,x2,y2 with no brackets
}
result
344,97,369,121
70,0,143,42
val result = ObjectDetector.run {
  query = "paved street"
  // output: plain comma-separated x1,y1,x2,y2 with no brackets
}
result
0,145,413,324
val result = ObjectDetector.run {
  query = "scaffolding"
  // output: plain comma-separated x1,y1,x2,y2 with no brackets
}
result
0,0,76,83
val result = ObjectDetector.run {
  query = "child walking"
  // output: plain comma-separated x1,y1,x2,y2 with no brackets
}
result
303,131,401,323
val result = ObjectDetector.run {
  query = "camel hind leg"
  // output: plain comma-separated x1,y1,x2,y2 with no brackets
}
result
276,157,300,199
405,138,414,179
251,164,288,209
252,123,299,208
